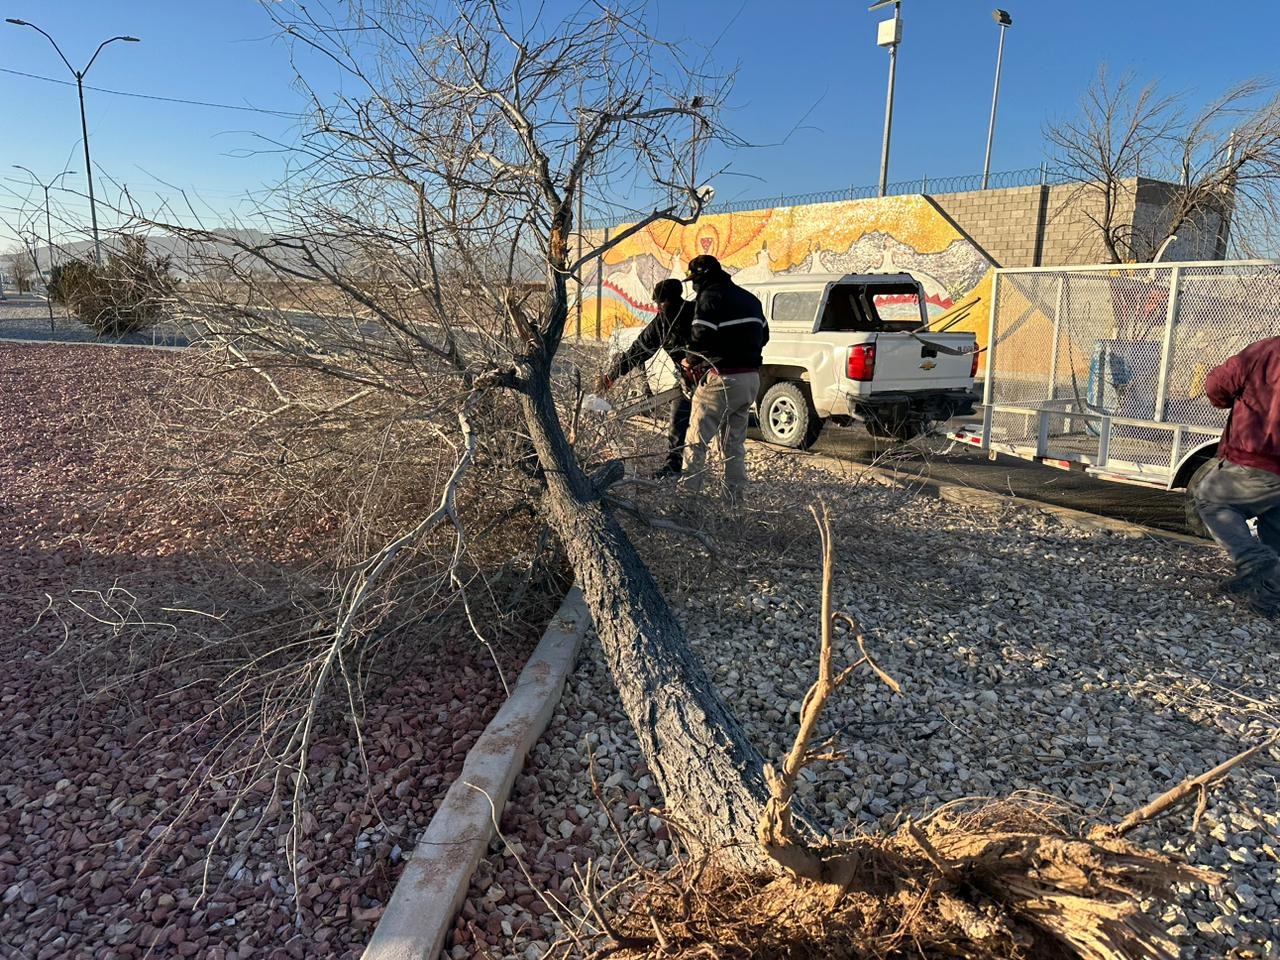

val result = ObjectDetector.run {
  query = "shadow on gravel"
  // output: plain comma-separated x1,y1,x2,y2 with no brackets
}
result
690,473,1278,950
0,540,530,960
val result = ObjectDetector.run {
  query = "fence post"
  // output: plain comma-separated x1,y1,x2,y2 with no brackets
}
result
1046,276,1064,402
921,173,928,193
1153,265,1182,423
594,226,608,339
1039,162,1047,185
1036,409,1051,458
982,271,1000,409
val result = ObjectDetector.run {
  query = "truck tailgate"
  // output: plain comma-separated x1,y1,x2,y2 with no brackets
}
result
870,332,974,391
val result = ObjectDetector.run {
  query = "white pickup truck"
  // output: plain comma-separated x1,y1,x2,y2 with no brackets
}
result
616,272,978,449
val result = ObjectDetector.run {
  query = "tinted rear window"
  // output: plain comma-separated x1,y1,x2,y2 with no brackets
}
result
820,283,921,332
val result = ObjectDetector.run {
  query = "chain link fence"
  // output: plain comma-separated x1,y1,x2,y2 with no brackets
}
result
982,261,1280,480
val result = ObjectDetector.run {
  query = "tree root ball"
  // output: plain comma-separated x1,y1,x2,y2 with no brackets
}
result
600,797,1214,960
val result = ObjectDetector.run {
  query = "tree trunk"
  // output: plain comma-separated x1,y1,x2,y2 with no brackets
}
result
518,360,773,866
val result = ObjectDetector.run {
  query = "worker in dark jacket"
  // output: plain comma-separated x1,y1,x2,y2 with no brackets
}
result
596,279,693,478
1193,336,1280,616
679,254,768,495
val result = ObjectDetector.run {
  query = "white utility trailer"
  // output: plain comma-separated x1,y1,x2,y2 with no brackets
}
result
949,260,1280,533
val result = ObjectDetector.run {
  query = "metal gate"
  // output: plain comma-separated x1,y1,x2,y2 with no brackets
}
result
969,260,1280,488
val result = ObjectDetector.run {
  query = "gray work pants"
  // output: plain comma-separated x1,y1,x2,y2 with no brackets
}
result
1193,458,1280,572
681,371,759,494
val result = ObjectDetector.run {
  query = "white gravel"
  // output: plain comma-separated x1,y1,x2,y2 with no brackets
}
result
460,446,1280,960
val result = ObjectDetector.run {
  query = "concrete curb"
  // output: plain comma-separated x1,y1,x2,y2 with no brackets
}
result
792,446,1209,547
362,586,592,960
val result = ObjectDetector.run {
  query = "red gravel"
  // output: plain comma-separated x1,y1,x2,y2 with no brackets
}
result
0,343,533,960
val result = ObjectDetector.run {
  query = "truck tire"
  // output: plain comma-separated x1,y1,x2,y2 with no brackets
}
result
1184,456,1217,539
759,381,824,449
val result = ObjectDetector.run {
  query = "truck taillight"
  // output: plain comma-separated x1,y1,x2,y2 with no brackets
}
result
970,348,980,379
847,343,876,381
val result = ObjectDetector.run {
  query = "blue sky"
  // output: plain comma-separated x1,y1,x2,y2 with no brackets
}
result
3,0,1280,248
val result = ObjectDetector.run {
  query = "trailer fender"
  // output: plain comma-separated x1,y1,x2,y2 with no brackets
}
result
1172,439,1220,491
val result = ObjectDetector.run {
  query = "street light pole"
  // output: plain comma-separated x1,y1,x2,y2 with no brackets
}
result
982,9,1014,190
12,165,76,334
870,0,903,198
6,19,140,263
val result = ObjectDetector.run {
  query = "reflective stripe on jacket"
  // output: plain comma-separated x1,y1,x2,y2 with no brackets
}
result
687,273,768,369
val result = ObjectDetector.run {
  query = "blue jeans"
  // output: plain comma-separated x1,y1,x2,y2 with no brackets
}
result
1193,458,1280,572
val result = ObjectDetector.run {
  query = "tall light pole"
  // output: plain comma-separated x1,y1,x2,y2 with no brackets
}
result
6,19,140,263
11,165,76,333
870,0,903,198
982,9,1013,190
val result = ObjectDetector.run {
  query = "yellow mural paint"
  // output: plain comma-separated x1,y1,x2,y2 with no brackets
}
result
581,193,996,342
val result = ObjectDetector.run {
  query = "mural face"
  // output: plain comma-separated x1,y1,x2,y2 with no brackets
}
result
576,194,997,344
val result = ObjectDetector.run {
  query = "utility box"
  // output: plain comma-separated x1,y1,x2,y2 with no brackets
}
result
877,17,902,47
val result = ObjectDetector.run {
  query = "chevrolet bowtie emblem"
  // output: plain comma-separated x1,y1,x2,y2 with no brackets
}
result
920,360,937,370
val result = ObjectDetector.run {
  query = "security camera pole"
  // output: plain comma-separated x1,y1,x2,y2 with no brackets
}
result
870,0,903,198
6,19,140,263
982,9,1013,190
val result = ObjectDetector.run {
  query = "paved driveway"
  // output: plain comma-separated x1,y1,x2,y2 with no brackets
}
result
768,423,1193,534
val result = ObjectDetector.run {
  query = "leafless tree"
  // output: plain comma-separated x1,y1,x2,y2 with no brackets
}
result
127,0,788,865
6,246,36,293
1046,68,1280,262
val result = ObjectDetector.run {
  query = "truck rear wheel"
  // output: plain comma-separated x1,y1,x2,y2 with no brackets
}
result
759,381,824,449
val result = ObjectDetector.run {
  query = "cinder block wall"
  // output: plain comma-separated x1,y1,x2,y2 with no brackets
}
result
929,181,1135,267
929,177,1226,267
1132,179,1229,262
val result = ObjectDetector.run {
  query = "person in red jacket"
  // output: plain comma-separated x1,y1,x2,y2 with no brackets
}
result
1193,336,1280,616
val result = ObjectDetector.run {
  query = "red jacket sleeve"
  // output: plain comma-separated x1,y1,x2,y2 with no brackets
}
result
1204,351,1247,409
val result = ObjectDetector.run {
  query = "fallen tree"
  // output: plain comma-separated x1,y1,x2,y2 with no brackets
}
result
137,0,775,865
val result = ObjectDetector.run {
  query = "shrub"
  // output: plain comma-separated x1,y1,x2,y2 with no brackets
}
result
59,237,176,336
47,259,95,307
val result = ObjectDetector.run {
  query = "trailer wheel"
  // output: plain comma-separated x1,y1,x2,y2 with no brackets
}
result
1184,457,1217,539
759,381,824,449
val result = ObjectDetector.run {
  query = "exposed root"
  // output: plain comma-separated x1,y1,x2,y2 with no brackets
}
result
597,794,1215,959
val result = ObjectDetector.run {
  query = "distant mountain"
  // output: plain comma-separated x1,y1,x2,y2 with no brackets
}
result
15,225,546,283
18,228,320,279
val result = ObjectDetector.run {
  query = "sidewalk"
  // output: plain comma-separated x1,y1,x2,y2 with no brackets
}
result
0,292,193,347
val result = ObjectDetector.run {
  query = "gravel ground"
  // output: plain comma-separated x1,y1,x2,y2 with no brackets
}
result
0,343,532,959
0,294,192,346
459,447,1280,960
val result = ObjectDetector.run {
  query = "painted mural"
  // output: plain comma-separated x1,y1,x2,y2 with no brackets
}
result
576,194,998,346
